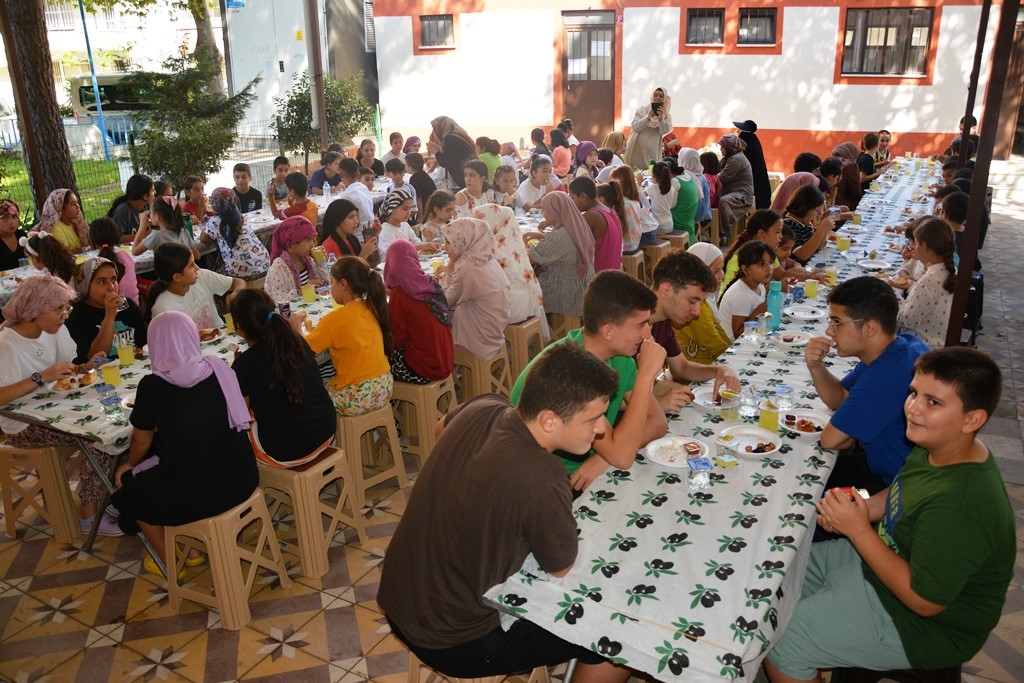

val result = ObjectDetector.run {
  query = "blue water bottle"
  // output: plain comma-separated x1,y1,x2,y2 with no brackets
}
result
767,280,783,331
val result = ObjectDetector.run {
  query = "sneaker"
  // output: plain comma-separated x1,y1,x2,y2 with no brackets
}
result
104,504,119,518
80,511,123,537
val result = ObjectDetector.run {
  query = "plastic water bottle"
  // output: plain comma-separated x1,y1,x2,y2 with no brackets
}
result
767,280,783,331
183,213,194,239
322,181,331,203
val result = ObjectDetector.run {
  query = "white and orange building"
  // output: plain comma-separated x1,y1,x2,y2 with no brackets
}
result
369,0,1021,172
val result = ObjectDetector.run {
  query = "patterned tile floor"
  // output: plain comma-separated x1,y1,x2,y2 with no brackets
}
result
2,202,1023,683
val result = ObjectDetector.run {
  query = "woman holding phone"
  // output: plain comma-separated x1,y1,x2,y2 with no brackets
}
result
625,87,672,168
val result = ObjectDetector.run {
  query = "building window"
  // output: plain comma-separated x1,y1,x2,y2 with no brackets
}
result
44,1,78,31
686,9,724,45
363,1,376,53
420,14,455,49
738,8,777,45
842,8,933,76
101,8,127,30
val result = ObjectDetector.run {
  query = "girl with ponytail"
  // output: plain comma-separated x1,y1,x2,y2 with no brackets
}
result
898,216,956,348
297,256,395,416
229,289,335,466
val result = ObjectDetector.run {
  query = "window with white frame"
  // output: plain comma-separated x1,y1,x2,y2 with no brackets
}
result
44,1,78,31
364,1,376,52
738,8,777,45
686,9,724,45
842,8,933,76
420,14,455,49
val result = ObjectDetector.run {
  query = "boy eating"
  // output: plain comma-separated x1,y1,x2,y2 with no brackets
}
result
232,162,262,213
273,171,318,225
267,155,289,203
765,347,1015,682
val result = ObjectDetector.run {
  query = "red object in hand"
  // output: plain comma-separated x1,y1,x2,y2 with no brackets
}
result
835,486,868,501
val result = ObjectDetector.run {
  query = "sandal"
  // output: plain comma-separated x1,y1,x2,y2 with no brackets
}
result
176,544,207,567
142,553,187,581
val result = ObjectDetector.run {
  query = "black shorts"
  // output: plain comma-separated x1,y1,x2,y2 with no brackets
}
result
388,617,604,678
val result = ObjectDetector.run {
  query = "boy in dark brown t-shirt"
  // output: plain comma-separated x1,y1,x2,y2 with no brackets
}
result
378,344,630,682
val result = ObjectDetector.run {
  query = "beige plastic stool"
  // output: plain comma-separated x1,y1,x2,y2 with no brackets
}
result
664,233,689,251
620,251,646,284
392,376,457,463
336,405,409,508
707,209,721,246
165,487,292,630
258,446,367,578
545,312,582,341
407,651,551,683
640,240,670,282
453,348,512,401
0,445,80,543
504,317,544,380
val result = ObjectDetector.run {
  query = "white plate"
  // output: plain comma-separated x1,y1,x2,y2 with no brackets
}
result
645,436,709,468
857,259,891,271
198,328,223,344
775,330,812,347
247,215,274,224
779,409,830,437
783,305,826,321
843,226,864,234
48,373,98,393
690,389,725,411
720,426,781,457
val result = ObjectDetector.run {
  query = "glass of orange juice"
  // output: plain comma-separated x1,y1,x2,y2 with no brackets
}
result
100,361,121,387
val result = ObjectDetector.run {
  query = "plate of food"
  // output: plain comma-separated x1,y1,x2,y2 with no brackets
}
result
198,328,222,344
780,409,829,437
857,259,891,272
776,330,813,347
827,234,858,244
50,371,98,393
247,215,274,224
843,225,864,234
645,435,708,468
719,426,781,457
690,389,727,411
783,305,826,321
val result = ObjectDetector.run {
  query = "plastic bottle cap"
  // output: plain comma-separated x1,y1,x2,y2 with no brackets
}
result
769,280,782,291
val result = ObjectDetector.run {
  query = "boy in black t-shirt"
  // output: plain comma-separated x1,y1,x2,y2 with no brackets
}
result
231,163,262,213
856,132,888,191
406,152,436,218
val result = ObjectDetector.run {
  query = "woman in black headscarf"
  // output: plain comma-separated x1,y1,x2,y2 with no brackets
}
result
734,120,772,210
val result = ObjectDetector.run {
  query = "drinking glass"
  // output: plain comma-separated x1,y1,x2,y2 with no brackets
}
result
759,401,779,432
116,344,134,367
739,386,760,419
741,320,761,345
100,362,121,387
836,235,851,253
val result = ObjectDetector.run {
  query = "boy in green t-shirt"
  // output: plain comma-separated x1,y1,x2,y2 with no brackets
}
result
765,347,1015,682
509,271,668,492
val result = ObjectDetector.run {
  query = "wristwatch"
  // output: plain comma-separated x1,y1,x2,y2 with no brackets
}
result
30,372,43,387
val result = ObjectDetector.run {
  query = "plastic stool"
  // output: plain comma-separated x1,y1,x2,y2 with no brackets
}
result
620,251,646,284
392,376,457,463
664,233,689,251
545,312,582,341
407,651,551,683
504,317,544,380
165,488,292,630
453,348,512,401
258,446,367,578
0,445,80,543
335,405,408,508
640,240,670,282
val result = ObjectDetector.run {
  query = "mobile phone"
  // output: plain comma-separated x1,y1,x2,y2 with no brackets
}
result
651,101,663,114
362,227,375,242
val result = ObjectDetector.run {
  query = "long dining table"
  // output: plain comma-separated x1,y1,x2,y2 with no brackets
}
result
482,156,942,682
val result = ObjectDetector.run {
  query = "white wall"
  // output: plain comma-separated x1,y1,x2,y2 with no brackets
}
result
621,6,996,134
375,11,556,143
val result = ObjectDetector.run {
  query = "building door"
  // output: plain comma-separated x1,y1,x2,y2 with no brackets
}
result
561,12,615,142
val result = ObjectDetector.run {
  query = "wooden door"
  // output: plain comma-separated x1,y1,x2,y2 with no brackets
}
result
562,13,615,142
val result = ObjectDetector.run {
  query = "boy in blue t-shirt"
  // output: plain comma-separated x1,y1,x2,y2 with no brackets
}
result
765,347,1015,682
804,277,927,494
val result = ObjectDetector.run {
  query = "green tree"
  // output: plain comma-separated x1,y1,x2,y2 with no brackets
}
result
124,53,258,190
273,70,375,172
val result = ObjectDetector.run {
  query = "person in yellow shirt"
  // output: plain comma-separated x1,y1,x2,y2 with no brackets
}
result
37,189,89,253
294,256,394,416
674,242,732,364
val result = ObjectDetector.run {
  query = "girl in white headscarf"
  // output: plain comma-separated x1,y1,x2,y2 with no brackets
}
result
673,242,732,364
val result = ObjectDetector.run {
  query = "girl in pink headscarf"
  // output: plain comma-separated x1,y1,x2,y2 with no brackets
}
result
112,310,257,578
769,172,819,213
36,188,89,252
264,216,329,304
440,218,511,361
384,239,454,383
0,274,122,536
527,192,595,316
832,142,865,210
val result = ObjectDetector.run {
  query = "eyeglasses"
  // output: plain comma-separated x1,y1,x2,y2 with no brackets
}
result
826,318,863,330
56,304,73,318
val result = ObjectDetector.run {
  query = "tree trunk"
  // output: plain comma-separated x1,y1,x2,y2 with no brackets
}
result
1,0,77,217
189,0,225,96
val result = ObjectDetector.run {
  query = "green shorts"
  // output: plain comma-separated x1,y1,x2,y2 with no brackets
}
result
767,539,912,680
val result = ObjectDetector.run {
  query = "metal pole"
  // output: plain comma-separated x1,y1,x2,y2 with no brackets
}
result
77,0,111,162
945,0,1021,347
305,0,329,152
